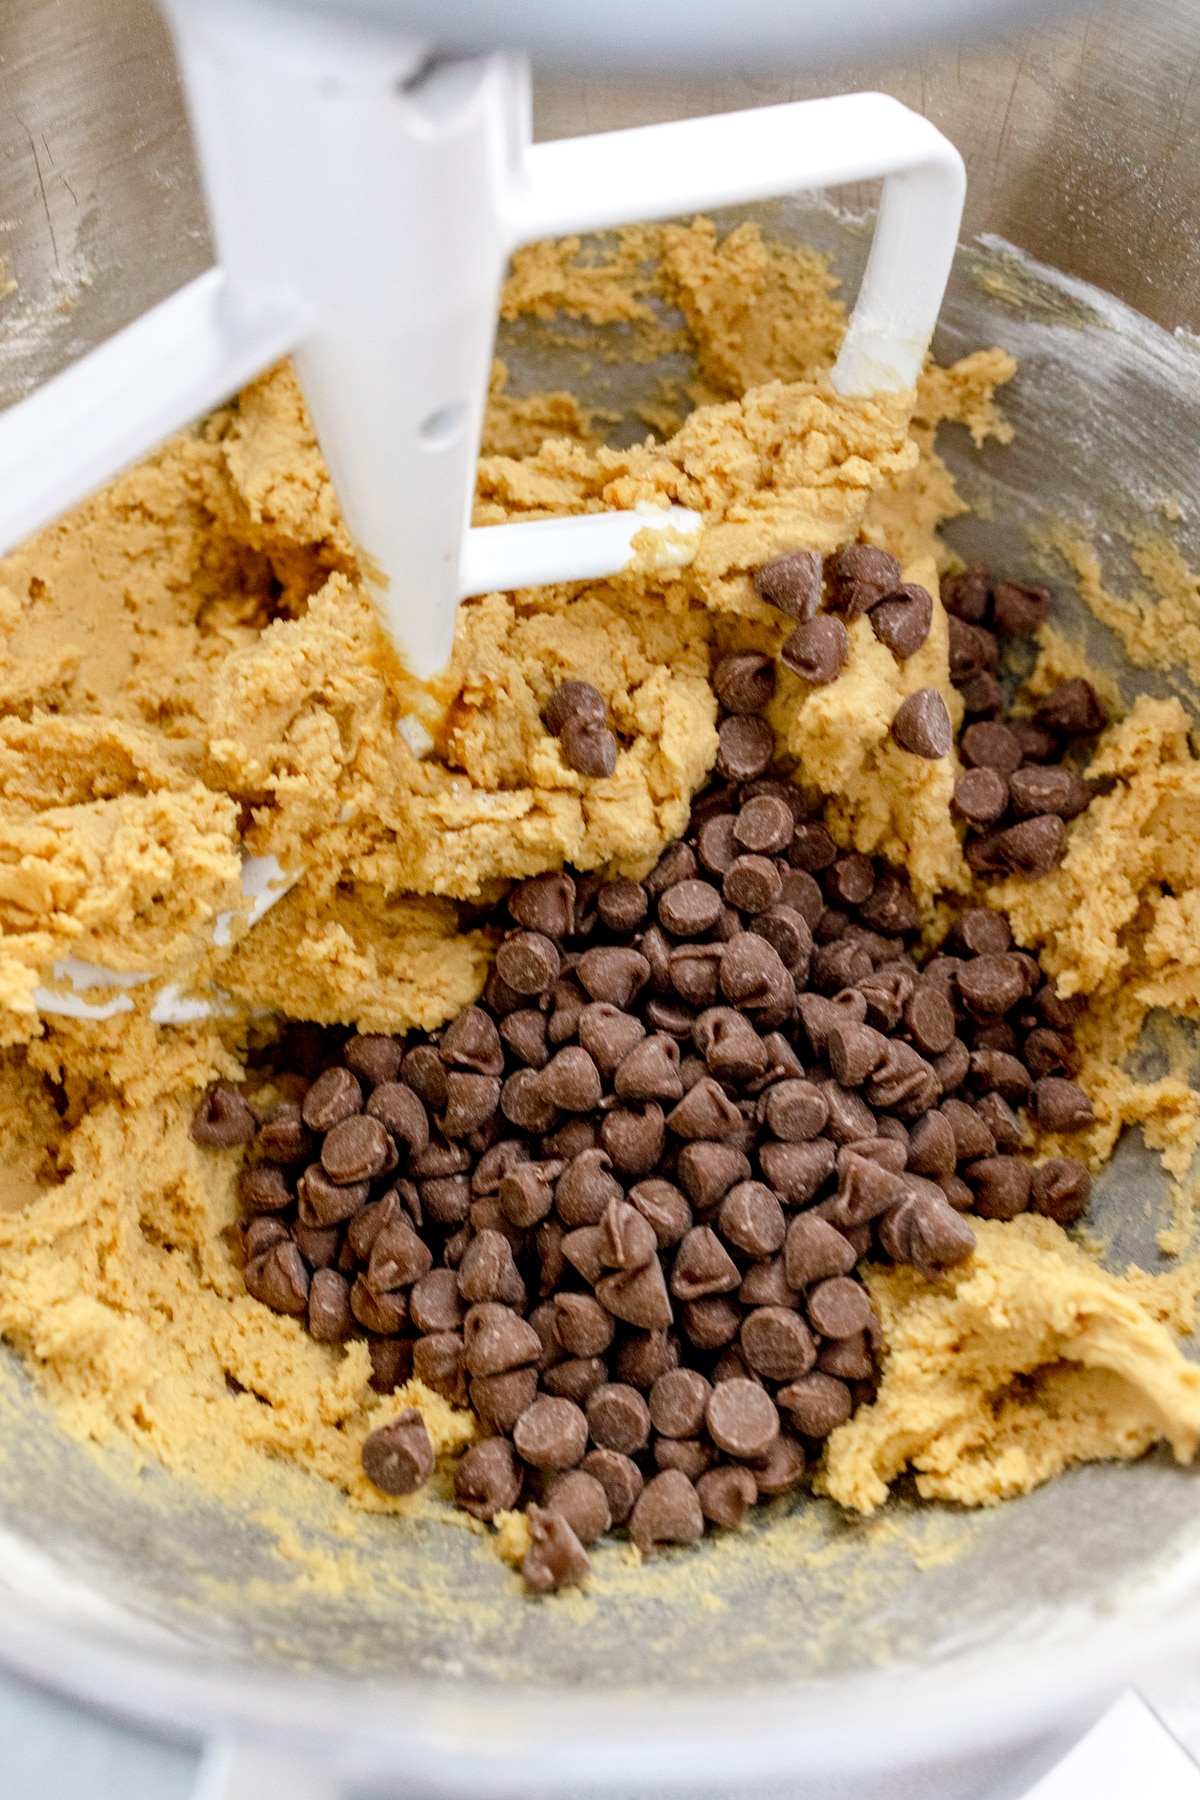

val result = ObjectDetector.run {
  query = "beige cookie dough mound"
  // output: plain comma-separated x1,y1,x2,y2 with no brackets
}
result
0,1072,473,1508
820,1215,1200,1514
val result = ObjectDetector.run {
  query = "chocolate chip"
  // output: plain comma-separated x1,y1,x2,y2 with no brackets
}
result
597,879,649,934
367,1218,433,1292
680,1294,742,1349
1024,1028,1081,1080
666,1077,743,1142
761,1078,826,1142
191,1082,258,1148
972,1059,1031,1114
535,1046,600,1114
402,1046,449,1112
600,1103,666,1177
697,812,739,876
472,1366,538,1432
523,1504,591,1592
696,1464,758,1528
807,1276,873,1338
964,1154,1032,1220
959,671,1004,718
759,1137,837,1205
752,1430,807,1496
644,1368,708,1440
978,1080,1021,1152
733,795,793,857
902,985,954,1057
368,1337,414,1394
302,1067,363,1131
562,715,619,776
825,544,902,617
990,580,1050,636
298,1162,369,1228
864,1040,938,1116
780,616,848,685
597,1195,659,1270
542,1357,607,1403
789,821,838,873
307,1267,355,1341
940,563,990,623
960,721,1023,777
610,1035,681,1104
238,1163,292,1216
891,687,952,759
906,1108,957,1177
1009,765,1092,820
783,1215,857,1290
511,1396,589,1471
407,1268,463,1336
940,1097,997,1161
363,1084,429,1161
722,854,782,915
544,681,606,734
1034,1077,1095,1133
496,932,560,998
953,767,1009,824
741,1306,816,1381
596,1257,673,1329
629,1469,705,1554
627,1179,692,1249
464,1303,541,1376
1036,679,1107,736
719,933,788,1011
659,879,723,938
1031,1157,1091,1222
577,946,651,1009
543,1469,611,1546
827,1020,888,1087
716,713,774,781
947,615,999,683
507,874,575,943
456,1436,522,1520
675,1141,749,1209
362,1408,435,1496
776,1371,853,1438
693,1007,765,1082
822,853,871,910
715,1181,783,1258
322,1114,395,1185
585,1382,652,1456
412,1332,468,1405
880,1186,976,1275
669,1226,739,1301
255,1102,313,1165
754,549,823,618
870,584,933,659
996,815,1067,878
706,1378,779,1460
958,954,1027,1019
713,650,777,712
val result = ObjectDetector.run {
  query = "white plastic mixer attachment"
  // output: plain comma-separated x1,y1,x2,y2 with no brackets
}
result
0,0,964,683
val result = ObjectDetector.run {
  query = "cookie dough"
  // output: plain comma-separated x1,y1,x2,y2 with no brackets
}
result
821,1215,1200,1513
0,218,1196,1532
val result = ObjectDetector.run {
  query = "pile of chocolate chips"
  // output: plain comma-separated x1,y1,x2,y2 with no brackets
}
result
192,552,1099,1594
940,564,1107,878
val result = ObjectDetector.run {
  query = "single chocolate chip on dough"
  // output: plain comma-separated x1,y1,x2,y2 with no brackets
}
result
1031,1157,1092,1222
713,650,777,713
753,549,823,619
940,563,990,623
191,1082,257,1147
1034,1077,1095,1133
561,715,620,778
891,688,953,759
362,1408,435,1496
716,713,775,781
994,815,1067,878
780,616,848,686
1008,765,1092,820
870,584,933,659
825,544,902,617
544,680,606,735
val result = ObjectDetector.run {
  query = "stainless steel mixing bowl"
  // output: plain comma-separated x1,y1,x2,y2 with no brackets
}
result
3,4,1200,1794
